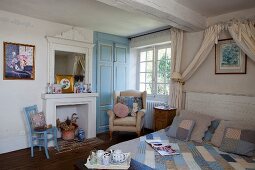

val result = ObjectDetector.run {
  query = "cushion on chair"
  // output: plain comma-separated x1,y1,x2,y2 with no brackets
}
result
114,116,136,126
114,103,129,118
31,112,47,130
220,127,255,157
117,96,143,116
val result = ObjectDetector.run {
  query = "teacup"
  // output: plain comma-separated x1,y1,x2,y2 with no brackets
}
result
96,150,105,164
102,152,110,165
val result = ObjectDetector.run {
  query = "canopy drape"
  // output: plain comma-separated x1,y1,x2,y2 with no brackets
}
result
169,19,255,110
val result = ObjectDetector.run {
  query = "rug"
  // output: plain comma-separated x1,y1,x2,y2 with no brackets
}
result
55,137,104,154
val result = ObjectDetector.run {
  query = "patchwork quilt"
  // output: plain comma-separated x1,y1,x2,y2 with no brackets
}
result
110,130,255,170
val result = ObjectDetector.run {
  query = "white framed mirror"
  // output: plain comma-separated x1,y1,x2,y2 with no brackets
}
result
46,36,94,86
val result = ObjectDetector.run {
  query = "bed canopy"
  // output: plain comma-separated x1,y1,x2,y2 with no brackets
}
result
169,19,255,109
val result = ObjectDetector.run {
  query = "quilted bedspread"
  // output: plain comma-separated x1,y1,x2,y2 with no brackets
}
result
111,130,255,170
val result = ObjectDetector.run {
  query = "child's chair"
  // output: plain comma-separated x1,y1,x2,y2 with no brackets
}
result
24,105,59,159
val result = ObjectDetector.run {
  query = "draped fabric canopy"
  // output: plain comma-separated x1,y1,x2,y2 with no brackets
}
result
169,19,255,110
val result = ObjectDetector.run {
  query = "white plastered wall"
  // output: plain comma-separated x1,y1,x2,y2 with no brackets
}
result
182,30,255,96
0,10,93,154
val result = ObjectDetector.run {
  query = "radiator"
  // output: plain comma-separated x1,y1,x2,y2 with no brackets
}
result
144,101,165,129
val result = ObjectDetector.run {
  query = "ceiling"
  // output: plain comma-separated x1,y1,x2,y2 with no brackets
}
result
0,0,254,37
174,0,255,17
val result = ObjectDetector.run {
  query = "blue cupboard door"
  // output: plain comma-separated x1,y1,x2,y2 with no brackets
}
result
97,41,114,133
114,44,129,91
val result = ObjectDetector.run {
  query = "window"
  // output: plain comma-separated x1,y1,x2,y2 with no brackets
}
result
138,44,171,99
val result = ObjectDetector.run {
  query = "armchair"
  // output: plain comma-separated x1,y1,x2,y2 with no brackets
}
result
107,90,147,139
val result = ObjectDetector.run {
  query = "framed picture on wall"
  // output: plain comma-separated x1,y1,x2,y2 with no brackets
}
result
215,39,247,74
56,75,74,93
3,42,35,80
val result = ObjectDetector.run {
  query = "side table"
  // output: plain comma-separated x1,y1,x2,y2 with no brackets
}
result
154,106,176,131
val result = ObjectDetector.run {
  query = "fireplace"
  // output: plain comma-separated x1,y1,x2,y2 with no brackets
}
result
41,93,98,145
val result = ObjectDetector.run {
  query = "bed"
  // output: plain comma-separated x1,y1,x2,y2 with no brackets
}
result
109,92,255,170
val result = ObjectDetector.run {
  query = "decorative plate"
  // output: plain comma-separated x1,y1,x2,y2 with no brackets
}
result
56,75,74,93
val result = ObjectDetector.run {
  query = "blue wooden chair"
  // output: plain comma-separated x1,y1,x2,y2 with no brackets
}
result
24,105,59,159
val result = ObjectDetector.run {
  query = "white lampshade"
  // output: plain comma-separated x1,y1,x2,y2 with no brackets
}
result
171,72,182,80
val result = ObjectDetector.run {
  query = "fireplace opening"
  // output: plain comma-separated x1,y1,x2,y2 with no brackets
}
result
56,104,88,140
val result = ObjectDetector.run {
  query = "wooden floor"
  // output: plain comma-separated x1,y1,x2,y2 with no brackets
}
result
0,130,152,170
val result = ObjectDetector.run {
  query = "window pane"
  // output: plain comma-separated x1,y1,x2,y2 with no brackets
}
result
140,52,146,62
146,73,152,83
147,50,153,61
157,84,165,95
157,59,171,81
166,48,171,59
140,62,146,72
140,83,145,92
166,85,169,95
140,73,145,83
157,72,164,83
146,84,152,94
158,48,166,60
146,62,153,72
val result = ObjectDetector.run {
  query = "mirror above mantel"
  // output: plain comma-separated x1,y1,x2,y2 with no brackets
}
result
46,28,94,86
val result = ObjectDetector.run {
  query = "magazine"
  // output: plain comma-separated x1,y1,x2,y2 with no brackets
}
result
145,139,179,156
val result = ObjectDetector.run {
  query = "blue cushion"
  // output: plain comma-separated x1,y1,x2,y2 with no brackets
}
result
203,119,220,141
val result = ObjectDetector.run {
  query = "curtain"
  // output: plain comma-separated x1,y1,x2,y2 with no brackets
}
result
169,24,224,110
73,55,86,75
169,28,183,109
228,20,255,62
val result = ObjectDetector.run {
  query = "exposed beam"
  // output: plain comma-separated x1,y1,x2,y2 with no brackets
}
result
96,0,207,32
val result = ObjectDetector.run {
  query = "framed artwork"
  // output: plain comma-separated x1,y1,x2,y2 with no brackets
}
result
56,75,74,93
215,39,247,74
3,42,35,80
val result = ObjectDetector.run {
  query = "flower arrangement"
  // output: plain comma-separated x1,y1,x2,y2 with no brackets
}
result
57,113,78,131
56,113,78,140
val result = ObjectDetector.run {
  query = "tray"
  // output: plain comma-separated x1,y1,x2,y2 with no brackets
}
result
84,152,131,169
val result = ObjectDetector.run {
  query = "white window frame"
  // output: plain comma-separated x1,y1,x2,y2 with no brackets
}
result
137,43,171,102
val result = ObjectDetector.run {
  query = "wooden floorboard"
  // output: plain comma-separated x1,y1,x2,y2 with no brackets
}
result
0,130,152,170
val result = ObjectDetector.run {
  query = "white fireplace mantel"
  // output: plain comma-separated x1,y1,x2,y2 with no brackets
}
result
41,93,98,139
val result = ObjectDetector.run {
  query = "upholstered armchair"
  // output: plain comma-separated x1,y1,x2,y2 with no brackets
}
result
107,90,147,139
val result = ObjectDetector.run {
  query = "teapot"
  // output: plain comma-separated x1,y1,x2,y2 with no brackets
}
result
110,149,128,163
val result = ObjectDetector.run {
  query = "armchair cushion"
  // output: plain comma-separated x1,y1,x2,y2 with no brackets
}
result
117,96,143,116
114,116,136,126
113,103,129,118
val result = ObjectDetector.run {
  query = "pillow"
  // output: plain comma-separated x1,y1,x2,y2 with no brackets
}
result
203,119,221,142
166,116,195,141
179,110,215,143
220,127,255,157
211,120,255,147
117,96,143,116
31,112,46,130
113,103,129,118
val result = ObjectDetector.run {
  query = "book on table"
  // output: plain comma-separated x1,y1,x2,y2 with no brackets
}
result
145,139,179,156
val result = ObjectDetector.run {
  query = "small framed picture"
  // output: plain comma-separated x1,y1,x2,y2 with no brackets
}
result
56,75,74,93
3,42,35,80
215,39,247,74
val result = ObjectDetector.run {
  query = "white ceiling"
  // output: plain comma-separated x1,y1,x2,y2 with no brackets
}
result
0,0,254,36
174,0,255,17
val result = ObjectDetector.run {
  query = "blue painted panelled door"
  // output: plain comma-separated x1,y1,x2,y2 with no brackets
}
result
96,41,129,133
